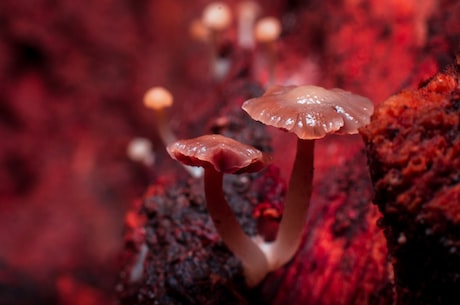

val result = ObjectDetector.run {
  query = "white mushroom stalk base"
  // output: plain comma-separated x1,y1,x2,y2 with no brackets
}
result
204,168,269,287
267,138,314,271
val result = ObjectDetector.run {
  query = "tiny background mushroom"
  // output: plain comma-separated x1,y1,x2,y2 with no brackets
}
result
254,17,282,86
201,2,233,80
144,86,203,178
237,1,261,49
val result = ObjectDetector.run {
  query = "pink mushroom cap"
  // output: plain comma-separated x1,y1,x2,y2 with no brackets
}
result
242,85,374,139
167,134,272,174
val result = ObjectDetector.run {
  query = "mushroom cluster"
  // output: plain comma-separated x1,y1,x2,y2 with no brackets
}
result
166,84,373,287
188,2,283,83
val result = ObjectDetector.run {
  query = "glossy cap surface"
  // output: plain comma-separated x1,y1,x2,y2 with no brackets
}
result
242,85,374,139
167,134,271,174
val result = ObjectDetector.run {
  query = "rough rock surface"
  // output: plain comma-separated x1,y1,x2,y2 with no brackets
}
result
361,68,460,305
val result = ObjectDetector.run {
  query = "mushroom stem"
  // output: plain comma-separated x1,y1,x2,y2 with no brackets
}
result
237,1,260,49
201,2,232,80
269,138,314,270
208,31,222,79
254,17,281,87
154,110,203,178
153,107,176,145
204,167,269,286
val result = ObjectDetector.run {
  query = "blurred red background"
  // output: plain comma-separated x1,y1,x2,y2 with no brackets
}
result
0,0,458,304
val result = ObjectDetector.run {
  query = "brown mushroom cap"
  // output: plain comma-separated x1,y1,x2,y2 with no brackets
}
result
167,134,271,174
242,85,374,139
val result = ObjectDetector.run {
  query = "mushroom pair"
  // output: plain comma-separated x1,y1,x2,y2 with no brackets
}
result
167,85,373,286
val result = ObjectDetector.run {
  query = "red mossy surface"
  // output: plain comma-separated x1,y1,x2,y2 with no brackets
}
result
1,0,460,304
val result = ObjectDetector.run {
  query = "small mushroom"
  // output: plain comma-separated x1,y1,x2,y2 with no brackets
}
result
242,85,374,270
201,2,233,80
189,18,210,42
254,17,282,86
143,86,176,145
144,86,203,178
236,1,261,49
202,2,232,33
167,134,272,286
254,17,282,44
126,137,155,166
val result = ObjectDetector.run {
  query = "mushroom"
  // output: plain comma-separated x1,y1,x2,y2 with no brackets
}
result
242,85,374,270
126,137,155,166
189,18,210,42
202,2,232,33
144,86,203,178
236,1,261,49
143,86,176,145
201,2,233,80
254,17,282,86
167,134,272,286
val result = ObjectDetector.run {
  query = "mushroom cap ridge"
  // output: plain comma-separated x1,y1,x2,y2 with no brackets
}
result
242,85,374,139
167,134,271,174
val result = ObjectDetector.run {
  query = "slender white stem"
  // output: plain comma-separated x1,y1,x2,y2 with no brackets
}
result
208,30,230,80
155,109,203,178
204,168,269,286
129,242,149,282
268,138,314,270
237,1,259,49
238,16,255,49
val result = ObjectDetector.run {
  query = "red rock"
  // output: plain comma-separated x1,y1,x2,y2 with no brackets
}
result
360,67,460,305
